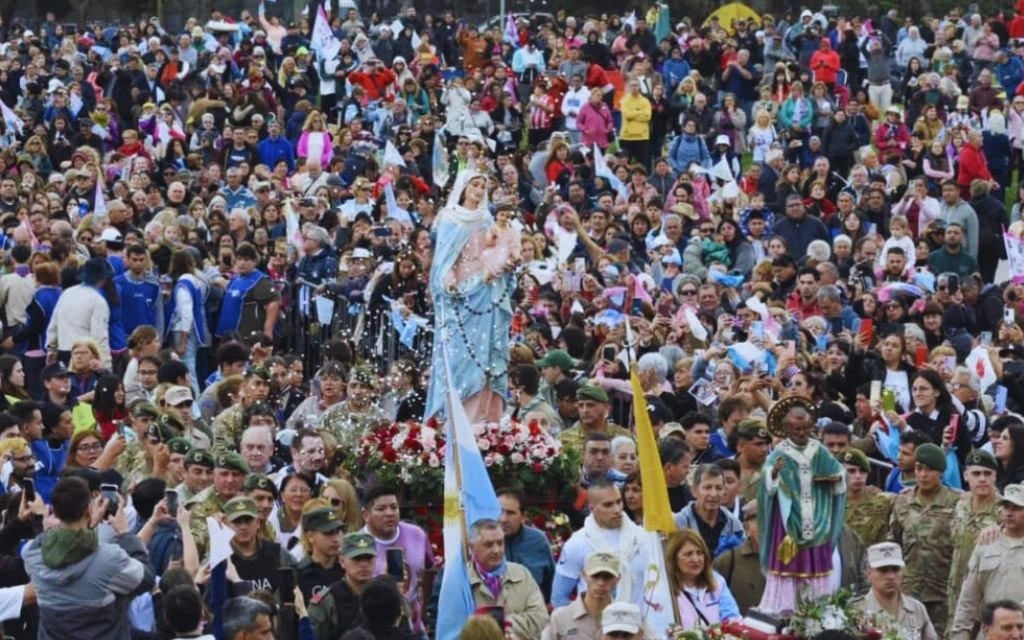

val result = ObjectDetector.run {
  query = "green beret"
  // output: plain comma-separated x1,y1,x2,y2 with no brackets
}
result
535,349,575,371
243,473,278,498
130,400,161,418
216,452,251,474
915,443,947,472
964,449,998,471
576,383,609,403
184,449,216,468
146,419,178,443
158,412,185,434
839,448,869,473
166,437,193,455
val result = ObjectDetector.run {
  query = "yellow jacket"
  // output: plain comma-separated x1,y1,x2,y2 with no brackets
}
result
619,92,652,141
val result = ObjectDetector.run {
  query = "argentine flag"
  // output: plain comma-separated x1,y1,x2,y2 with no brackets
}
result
435,340,501,640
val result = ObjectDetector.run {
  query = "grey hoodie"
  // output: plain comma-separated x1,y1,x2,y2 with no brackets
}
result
22,530,155,640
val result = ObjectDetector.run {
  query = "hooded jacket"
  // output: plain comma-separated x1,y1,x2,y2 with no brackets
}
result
809,40,841,85
22,528,155,640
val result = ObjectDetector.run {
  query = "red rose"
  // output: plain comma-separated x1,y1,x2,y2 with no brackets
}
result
382,446,398,462
427,416,439,430
533,514,546,527
416,506,429,517
532,462,544,473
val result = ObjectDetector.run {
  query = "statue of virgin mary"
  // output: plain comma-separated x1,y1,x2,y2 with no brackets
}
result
424,170,520,424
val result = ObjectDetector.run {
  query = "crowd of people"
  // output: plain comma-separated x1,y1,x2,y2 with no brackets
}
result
0,2,1022,640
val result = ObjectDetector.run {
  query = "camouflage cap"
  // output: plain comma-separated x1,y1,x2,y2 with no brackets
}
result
341,533,377,558
184,448,216,468
223,496,259,521
166,437,193,456
215,452,250,474
736,418,770,441
243,473,278,498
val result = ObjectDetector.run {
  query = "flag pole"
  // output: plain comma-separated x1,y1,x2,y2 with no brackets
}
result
441,303,471,561
624,316,681,630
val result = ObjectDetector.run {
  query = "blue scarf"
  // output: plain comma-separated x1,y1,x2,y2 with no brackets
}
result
473,557,507,599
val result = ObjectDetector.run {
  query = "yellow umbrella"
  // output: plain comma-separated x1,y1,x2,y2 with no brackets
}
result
702,2,761,33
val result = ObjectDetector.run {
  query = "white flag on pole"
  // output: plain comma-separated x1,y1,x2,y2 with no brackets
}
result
94,176,107,215
311,5,340,60
383,140,406,167
0,100,22,137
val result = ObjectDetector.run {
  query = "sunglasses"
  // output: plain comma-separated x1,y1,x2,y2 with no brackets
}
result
680,289,697,295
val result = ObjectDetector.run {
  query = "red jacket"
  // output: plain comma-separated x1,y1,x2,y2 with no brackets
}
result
957,143,993,196
347,68,397,101
810,43,841,85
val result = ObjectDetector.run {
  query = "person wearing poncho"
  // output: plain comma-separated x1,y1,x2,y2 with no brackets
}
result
757,396,846,613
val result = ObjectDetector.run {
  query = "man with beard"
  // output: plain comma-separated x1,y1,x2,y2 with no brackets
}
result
927,222,980,279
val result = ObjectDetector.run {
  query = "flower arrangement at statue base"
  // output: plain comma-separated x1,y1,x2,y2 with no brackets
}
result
665,623,726,639
783,588,865,638
343,417,580,567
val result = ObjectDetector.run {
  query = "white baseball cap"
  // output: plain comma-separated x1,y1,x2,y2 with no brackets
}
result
100,227,123,243
602,602,642,634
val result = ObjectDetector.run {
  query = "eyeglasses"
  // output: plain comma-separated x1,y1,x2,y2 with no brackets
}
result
699,227,713,234
329,498,342,507
77,442,103,452
12,454,34,463
680,289,697,295
284,486,312,496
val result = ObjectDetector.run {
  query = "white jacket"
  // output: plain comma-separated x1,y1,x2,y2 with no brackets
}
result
45,284,111,367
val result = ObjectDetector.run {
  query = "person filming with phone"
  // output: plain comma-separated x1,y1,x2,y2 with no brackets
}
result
22,476,155,639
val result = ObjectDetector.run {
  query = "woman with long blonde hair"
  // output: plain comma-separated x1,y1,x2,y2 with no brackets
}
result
297,109,333,170
320,478,364,532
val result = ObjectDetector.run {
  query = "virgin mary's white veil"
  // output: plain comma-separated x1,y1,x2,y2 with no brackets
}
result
440,170,491,224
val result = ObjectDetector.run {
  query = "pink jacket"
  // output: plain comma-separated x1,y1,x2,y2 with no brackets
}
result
576,101,614,149
297,131,333,169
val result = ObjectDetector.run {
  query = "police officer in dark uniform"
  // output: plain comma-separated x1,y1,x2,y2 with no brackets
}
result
296,508,345,603
308,533,378,640
223,496,294,595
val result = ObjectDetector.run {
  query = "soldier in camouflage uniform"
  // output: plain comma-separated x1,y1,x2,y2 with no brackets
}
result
888,443,960,638
841,448,894,547
243,472,280,544
175,448,215,504
735,419,770,503
163,385,214,450
320,366,388,451
114,401,163,485
946,449,1001,624
212,365,272,452
188,451,250,560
